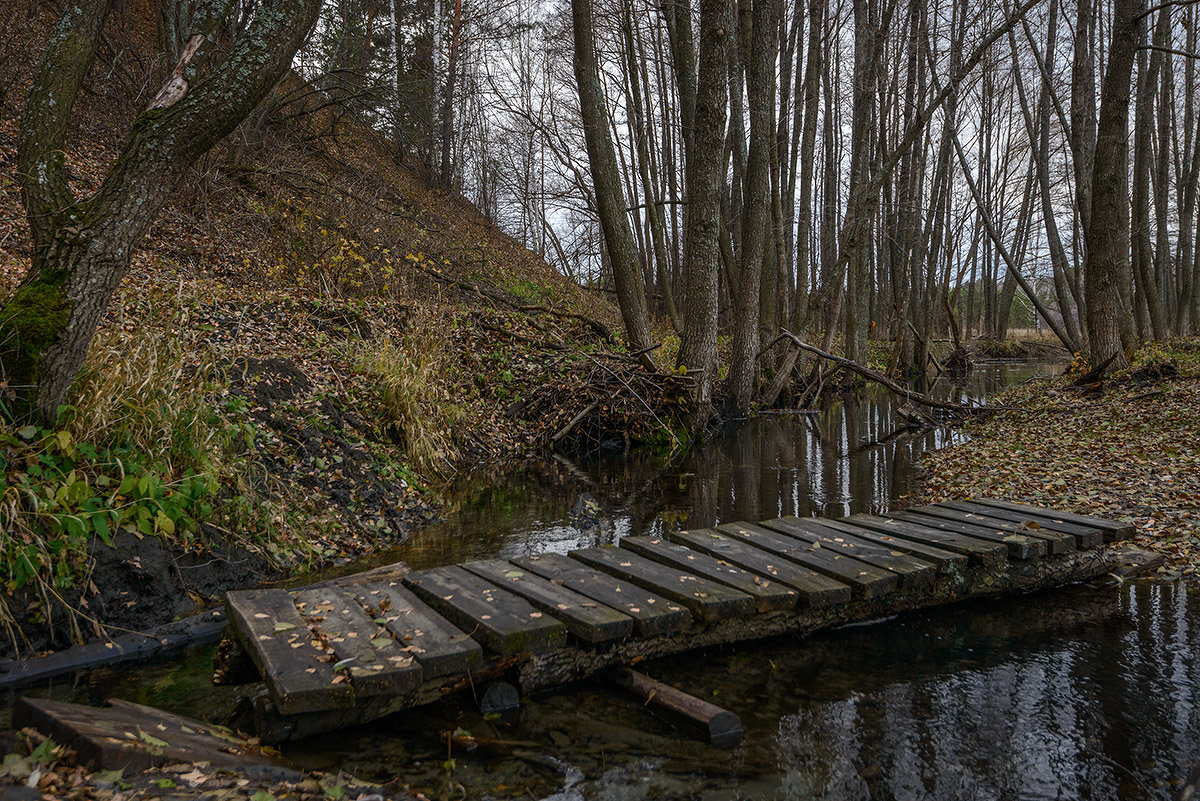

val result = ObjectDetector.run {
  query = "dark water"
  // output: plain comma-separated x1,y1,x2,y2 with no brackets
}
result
312,363,1054,578
21,362,1200,799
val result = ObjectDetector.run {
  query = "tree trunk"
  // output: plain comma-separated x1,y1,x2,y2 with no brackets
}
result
676,0,729,414
1085,0,1142,367
791,0,823,329
1131,12,1168,340
2,0,323,422
570,0,657,368
728,0,780,412
439,0,464,189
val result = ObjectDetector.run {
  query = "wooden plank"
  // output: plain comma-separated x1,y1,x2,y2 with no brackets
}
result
11,697,299,776
761,517,939,586
352,582,481,678
460,559,634,643
511,552,693,637
669,529,851,608
225,589,353,714
812,517,970,570
841,514,1007,566
570,547,755,622
715,522,899,599
915,504,1076,554
946,499,1106,547
293,586,422,698
604,667,743,749
972,497,1135,541
887,510,1047,559
620,536,799,612
404,566,567,655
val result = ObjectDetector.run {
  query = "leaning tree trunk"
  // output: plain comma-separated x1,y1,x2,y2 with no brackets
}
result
2,0,323,423
571,0,657,369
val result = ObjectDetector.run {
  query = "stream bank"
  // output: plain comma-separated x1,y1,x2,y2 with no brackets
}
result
918,339,1200,580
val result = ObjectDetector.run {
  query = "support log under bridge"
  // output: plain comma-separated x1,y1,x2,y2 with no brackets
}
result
219,498,1150,741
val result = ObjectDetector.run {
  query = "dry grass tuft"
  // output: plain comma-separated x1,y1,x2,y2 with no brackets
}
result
356,306,473,479
66,323,226,477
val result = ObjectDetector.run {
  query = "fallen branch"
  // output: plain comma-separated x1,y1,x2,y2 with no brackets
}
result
772,329,998,414
412,263,618,346
551,396,605,443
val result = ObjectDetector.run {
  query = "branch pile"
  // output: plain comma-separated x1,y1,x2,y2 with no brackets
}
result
515,354,694,452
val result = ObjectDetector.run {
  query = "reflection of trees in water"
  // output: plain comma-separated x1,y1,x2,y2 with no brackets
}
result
767,583,1200,800
391,365,1060,569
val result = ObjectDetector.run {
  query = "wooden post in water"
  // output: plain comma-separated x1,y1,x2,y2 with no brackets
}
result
604,667,744,749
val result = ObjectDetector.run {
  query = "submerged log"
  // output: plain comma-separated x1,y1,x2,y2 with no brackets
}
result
604,666,744,749
0,609,228,692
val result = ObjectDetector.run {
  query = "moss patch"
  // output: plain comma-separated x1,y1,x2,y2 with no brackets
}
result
0,267,70,396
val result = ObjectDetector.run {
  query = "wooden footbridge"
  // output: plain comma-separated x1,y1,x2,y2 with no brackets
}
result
220,498,1139,741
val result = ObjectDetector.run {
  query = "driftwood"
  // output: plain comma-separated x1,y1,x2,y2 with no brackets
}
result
758,339,804,407
766,329,998,414
0,610,228,692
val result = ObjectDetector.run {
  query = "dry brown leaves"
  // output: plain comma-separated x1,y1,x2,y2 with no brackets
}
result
918,348,1200,579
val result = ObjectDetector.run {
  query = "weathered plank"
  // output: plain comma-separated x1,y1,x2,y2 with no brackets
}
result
12,697,299,776
226,589,353,714
512,552,693,637
887,510,1046,559
845,514,1008,565
404,566,567,655
761,517,939,586
620,536,799,612
604,667,744,749
812,516,970,570
460,559,634,643
294,586,422,698
913,504,1077,554
972,497,1135,541
570,547,755,622
669,529,851,607
715,522,899,599
352,582,481,678
944,499,1105,548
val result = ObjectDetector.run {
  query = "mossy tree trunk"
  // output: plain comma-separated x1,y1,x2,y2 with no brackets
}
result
0,0,322,423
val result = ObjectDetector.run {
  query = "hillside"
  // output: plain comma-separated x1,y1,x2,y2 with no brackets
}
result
0,2,671,656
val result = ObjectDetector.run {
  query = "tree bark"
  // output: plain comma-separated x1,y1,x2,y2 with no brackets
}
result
571,0,657,369
676,0,729,414
2,0,322,422
1086,0,1142,367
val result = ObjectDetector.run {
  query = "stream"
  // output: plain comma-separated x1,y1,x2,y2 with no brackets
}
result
14,363,1200,800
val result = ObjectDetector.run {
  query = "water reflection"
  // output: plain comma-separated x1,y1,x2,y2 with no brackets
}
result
767,582,1200,800
332,363,1059,574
